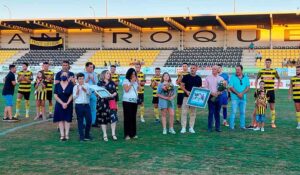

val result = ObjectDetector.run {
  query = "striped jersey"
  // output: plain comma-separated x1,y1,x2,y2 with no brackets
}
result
254,89,268,99
290,76,300,100
151,75,162,97
137,71,146,94
111,73,120,90
34,80,47,100
43,70,54,92
256,96,267,115
257,69,280,91
177,71,189,93
17,70,33,92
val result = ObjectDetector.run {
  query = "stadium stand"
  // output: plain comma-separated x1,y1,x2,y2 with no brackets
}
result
164,47,243,67
89,50,160,67
0,50,18,64
13,49,86,66
255,49,300,68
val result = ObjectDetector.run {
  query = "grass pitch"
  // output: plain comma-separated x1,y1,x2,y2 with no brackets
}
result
0,84,299,175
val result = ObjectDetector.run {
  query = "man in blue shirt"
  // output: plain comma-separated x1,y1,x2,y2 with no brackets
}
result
55,60,75,84
83,62,98,126
2,65,17,121
218,64,230,127
229,65,250,129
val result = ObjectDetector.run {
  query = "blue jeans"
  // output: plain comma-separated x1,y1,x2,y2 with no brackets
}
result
229,99,246,129
90,93,97,125
3,95,13,106
75,104,92,140
208,98,221,131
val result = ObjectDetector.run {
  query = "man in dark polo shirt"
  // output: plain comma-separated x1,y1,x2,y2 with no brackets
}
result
55,60,75,85
180,64,202,134
2,65,17,121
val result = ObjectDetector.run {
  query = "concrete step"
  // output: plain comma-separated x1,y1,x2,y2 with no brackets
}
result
152,50,173,67
73,50,97,66
4,50,29,65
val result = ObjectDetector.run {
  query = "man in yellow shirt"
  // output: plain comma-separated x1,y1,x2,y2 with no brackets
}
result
135,63,146,122
175,63,189,124
151,67,162,123
289,65,300,129
255,58,281,128
14,62,33,119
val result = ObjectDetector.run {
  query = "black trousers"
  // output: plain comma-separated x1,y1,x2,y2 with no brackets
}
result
123,101,138,138
75,104,92,140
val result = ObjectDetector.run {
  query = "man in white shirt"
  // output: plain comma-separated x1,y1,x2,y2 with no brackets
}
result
73,73,92,142
205,65,224,132
83,62,98,126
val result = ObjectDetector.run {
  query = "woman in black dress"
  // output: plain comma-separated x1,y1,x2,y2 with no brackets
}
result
53,71,74,141
96,70,118,141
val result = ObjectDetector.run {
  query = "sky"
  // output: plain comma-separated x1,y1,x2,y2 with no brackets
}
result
0,0,300,19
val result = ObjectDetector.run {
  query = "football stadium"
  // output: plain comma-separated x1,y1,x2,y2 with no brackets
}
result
0,1,300,174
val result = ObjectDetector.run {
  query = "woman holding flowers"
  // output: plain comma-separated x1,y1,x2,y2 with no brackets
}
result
157,72,176,135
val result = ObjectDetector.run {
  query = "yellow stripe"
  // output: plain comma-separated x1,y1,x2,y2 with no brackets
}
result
18,89,31,92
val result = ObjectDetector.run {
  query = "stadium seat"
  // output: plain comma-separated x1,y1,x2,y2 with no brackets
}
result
0,50,18,64
13,49,86,66
164,47,243,67
255,49,300,68
89,50,160,67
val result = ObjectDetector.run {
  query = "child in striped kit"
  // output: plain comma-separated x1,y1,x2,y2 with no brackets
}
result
254,90,268,132
34,71,47,120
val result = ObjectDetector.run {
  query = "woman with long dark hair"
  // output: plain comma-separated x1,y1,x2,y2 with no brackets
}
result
122,68,139,140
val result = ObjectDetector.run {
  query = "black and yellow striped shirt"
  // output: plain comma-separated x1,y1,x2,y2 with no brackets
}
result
177,71,189,93
137,71,146,94
17,71,33,92
43,70,54,91
151,75,161,97
257,69,280,91
254,89,268,99
111,73,120,90
34,80,47,100
291,76,300,100
256,96,267,115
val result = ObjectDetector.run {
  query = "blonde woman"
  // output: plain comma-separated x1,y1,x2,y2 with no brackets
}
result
96,70,118,141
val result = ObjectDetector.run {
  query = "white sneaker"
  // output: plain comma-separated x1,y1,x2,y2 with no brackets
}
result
261,127,265,132
169,128,176,134
140,117,145,123
163,128,167,135
296,125,300,129
253,127,260,131
189,127,195,134
180,128,186,134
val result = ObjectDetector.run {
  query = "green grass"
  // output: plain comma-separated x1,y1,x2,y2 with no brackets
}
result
0,84,299,174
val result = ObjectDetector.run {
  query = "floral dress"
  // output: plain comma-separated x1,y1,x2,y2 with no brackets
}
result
96,80,117,125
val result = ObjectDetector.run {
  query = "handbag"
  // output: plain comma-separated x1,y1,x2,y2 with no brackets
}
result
132,83,142,104
109,99,118,110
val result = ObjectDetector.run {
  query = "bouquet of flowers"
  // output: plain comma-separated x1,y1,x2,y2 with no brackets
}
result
211,80,227,102
162,82,175,97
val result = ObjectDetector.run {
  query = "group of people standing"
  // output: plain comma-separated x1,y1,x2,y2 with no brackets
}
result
2,58,300,142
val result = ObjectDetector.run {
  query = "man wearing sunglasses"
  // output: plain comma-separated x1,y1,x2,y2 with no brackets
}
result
229,65,250,130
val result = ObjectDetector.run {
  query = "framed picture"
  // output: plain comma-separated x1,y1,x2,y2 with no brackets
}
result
186,87,211,108
89,85,112,98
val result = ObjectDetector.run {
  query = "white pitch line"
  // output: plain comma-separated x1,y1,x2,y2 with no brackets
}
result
0,119,51,136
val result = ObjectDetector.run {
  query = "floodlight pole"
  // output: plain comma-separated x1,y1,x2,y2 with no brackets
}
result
105,0,108,17
233,0,236,13
89,6,96,18
2,4,12,19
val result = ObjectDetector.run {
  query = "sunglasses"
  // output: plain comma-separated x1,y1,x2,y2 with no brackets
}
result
239,79,243,85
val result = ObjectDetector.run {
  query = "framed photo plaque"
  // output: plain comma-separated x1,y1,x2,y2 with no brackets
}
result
186,87,211,108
